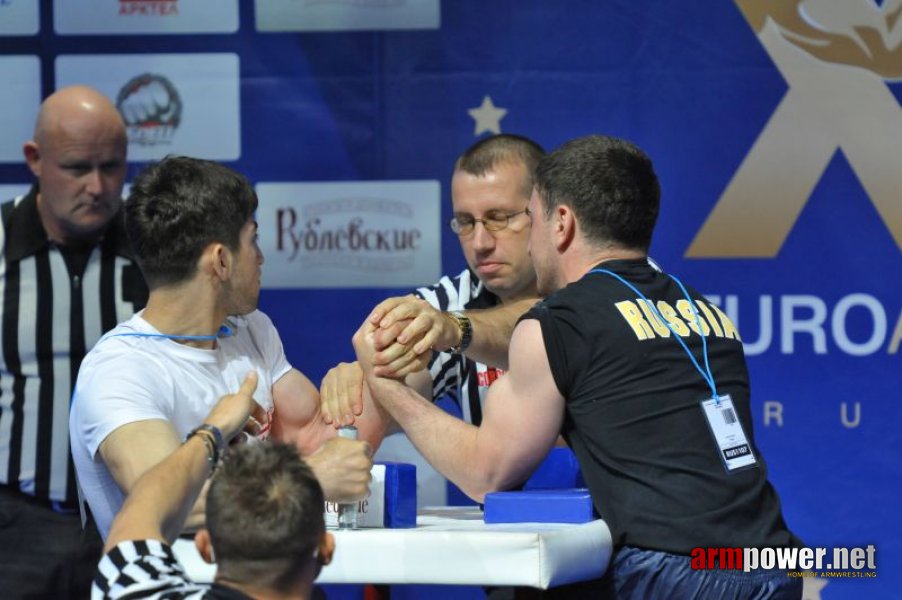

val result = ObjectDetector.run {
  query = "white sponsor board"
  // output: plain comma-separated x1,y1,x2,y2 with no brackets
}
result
0,0,40,35
54,0,239,35
0,56,40,163
56,54,241,161
0,184,31,201
256,180,441,288
255,0,440,32
324,464,386,529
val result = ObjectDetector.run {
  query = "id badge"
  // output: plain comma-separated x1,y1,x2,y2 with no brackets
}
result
701,395,758,473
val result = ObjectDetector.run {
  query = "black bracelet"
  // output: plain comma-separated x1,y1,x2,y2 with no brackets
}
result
191,431,217,469
187,424,224,468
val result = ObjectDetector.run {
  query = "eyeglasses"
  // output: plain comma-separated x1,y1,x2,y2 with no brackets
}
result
449,209,529,236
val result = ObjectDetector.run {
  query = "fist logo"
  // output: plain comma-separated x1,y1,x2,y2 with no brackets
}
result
116,73,182,146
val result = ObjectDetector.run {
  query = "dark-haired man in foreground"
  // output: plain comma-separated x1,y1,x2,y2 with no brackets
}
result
355,135,802,598
95,371,334,599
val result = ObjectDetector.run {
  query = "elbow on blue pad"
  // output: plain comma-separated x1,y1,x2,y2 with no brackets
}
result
522,447,585,490
483,488,594,524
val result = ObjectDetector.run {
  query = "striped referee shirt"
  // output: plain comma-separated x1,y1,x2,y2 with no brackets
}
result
414,268,503,427
95,539,249,599
0,186,147,504
414,260,662,425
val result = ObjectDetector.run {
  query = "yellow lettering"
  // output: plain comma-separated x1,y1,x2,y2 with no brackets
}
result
696,301,724,338
637,299,671,337
656,301,691,337
709,303,742,341
615,300,654,340
677,299,711,336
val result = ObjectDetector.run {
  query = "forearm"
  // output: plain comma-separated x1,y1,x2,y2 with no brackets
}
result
105,435,211,551
351,381,393,448
403,369,434,401
461,297,538,369
181,481,211,533
355,319,561,502
366,375,512,502
104,371,260,551
358,381,400,440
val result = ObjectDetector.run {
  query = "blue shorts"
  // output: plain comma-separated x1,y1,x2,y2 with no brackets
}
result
605,546,803,600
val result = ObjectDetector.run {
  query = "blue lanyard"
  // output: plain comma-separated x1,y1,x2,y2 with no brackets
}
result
590,268,719,403
73,324,235,408
112,324,234,342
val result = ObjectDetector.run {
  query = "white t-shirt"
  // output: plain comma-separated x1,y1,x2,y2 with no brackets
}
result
69,309,292,539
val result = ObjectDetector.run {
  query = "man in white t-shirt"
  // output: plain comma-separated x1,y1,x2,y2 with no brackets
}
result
70,156,387,538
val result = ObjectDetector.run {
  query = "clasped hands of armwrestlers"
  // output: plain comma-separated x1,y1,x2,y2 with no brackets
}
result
320,295,461,428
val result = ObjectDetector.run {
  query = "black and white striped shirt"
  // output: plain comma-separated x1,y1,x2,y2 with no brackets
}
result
0,186,147,504
94,539,248,599
414,269,503,426
413,260,662,425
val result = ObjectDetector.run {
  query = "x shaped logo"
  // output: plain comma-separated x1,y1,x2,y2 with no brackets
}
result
687,0,902,257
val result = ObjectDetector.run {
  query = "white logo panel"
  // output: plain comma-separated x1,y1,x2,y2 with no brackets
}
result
54,0,238,35
0,1,40,35
255,0,440,32
56,54,241,161
0,56,40,163
257,181,441,289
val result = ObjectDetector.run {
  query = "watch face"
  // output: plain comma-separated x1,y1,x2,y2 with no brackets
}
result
450,312,472,353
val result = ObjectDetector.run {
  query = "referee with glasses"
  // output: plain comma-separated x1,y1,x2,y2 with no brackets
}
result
355,135,802,599
0,86,147,598
321,134,543,430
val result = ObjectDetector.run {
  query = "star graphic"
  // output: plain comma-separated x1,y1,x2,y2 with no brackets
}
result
802,576,828,600
467,95,507,136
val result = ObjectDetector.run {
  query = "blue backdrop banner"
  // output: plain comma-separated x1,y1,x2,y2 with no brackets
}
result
0,2,897,598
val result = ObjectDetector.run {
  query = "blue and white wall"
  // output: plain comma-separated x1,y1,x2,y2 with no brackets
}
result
0,2,898,598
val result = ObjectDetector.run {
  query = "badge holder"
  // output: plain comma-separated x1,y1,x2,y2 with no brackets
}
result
592,267,760,475
701,395,758,473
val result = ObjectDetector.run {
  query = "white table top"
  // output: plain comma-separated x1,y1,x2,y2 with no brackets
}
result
173,506,612,589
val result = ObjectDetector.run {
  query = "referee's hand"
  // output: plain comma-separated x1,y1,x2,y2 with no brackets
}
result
203,372,266,443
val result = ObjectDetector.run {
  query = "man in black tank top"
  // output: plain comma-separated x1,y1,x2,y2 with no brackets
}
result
355,135,801,599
